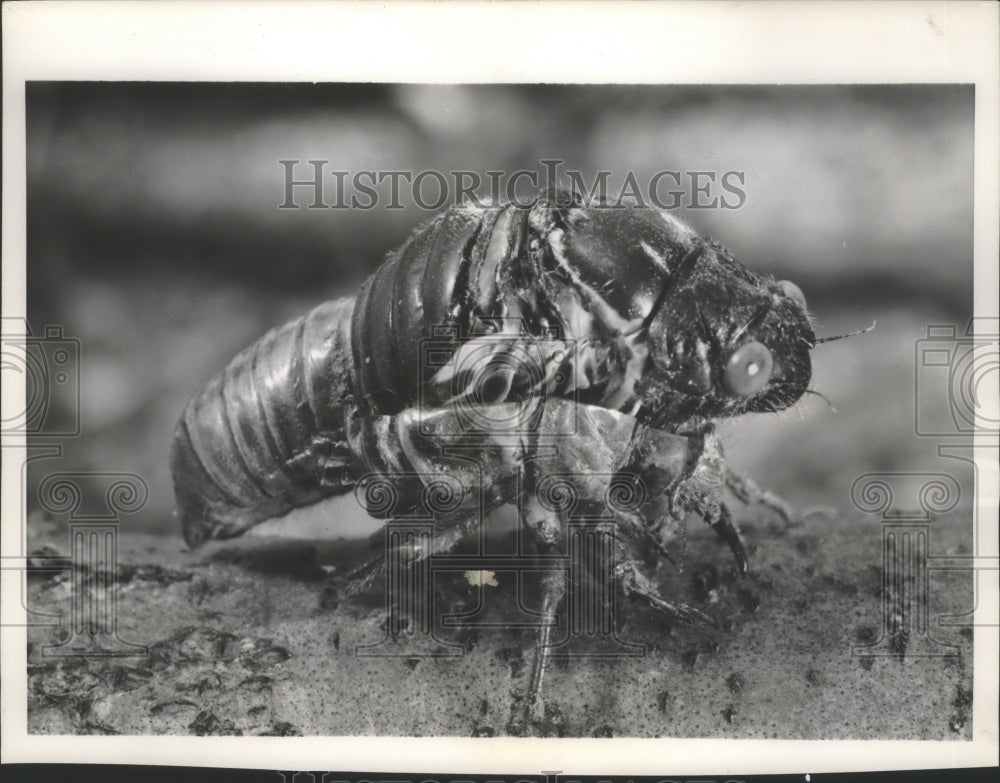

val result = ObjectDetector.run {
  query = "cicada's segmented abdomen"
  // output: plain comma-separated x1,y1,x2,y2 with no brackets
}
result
170,203,525,546
171,297,363,546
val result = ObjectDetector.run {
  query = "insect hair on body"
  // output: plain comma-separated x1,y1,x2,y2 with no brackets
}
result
171,190,861,733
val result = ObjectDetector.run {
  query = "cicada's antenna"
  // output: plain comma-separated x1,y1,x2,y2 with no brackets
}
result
814,320,877,345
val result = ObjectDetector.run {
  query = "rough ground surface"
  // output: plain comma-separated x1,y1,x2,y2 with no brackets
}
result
26,497,974,739
26,307,981,738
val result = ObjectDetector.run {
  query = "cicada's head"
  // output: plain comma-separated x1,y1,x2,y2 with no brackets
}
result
637,238,816,430
528,192,817,432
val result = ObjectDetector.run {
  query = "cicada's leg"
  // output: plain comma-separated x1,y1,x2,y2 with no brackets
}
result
671,481,748,577
615,549,717,628
725,470,794,525
710,502,749,577
510,457,567,736
515,567,566,736
339,514,478,599
612,505,680,569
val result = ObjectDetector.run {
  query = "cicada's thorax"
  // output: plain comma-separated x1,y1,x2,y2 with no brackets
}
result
349,198,703,421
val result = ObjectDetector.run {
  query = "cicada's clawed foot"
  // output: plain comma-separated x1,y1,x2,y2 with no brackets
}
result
726,471,795,525
513,567,565,736
711,503,749,577
617,561,717,629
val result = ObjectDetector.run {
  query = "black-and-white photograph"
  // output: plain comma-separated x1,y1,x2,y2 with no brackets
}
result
2,1,998,775
17,79,979,738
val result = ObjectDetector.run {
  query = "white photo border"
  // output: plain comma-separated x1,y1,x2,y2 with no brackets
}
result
2,0,998,773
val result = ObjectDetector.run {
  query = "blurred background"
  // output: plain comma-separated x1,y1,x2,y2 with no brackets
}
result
24,83,974,538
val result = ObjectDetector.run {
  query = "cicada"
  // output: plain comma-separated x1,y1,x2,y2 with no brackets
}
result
171,190,855,731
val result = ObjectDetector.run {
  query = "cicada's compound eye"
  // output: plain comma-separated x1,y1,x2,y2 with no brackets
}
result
722,341,773,397
777,279,808,312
